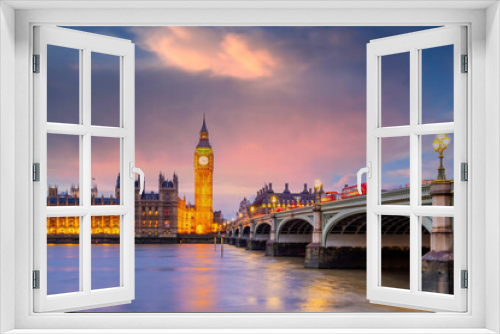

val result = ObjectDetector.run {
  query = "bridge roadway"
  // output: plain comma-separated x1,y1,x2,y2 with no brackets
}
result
225,185,435,269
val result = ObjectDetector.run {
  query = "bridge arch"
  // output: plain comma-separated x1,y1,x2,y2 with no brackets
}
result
242,226,250,238
322,209,366,247
323,210,431,248
254,222,271,240
276,216,314,243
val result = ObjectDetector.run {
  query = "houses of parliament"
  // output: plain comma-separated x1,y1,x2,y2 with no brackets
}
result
47,117,223,239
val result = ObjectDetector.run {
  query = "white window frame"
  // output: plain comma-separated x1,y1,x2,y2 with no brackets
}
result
366,26,467,312
33,26,136,313
0,2,499,333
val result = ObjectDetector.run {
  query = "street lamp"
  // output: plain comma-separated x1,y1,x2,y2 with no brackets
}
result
433,134,451,180
250,205,255,218
314,178,322,204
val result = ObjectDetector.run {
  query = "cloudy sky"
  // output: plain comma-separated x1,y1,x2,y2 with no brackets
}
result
47,26,454,219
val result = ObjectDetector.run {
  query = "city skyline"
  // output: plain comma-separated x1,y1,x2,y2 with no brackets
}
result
47,26,454,219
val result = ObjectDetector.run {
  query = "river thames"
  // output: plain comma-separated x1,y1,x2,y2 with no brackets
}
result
47,244,415,313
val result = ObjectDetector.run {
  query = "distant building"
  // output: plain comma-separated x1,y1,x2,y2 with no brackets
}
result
213,210,225,229
134,172,188,237
249,182,319,215
47,171,213,237
237,198,252,220
47,116,221,239
46,184,120,236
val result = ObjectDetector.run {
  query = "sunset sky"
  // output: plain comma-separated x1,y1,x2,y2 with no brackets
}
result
47,26,454,219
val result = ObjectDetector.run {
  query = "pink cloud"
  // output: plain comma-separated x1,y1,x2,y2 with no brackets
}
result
387,168,410,177
133,27,279,80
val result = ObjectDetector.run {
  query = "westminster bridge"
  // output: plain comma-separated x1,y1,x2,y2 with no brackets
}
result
224,182,453,273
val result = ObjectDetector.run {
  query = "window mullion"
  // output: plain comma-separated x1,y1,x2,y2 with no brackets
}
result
409,48,419,294
81,48,92,294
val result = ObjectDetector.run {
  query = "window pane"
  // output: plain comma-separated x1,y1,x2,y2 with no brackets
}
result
381,52,410,127
92,52,120,127
91,215,121,290
47,134,80,206
421,134,454,206
421,45,454,124
91,137,121,204
421,216,454,295
47,216,80,295
47,45,80,124
380,215,410,290
381,136,410,203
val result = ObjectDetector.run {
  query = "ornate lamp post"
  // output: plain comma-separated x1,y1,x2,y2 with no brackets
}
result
423,133,453,294
304,178,325,268
432,134,451,180
271,195,277,213
249,205,255,218
314,179,322,205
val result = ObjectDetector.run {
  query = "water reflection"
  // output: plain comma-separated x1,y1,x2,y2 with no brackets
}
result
47,244,420,313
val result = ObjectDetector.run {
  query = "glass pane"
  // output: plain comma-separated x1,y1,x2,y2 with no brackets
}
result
381,52,410,127
421,134,454,206
91,137,121,204
47,45,80,124
381,136,410,203
47,134,80,206
47,216,80,295
421,216,454,295
421,45,454,124
380,215,410,290
91,215,121,290
92,52,120,127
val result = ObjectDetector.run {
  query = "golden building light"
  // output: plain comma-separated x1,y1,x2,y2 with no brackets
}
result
271,195,277,213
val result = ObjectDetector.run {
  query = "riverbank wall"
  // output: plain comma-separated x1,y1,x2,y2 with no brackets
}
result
47,234,227,245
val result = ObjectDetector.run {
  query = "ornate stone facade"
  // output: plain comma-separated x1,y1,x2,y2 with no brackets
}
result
47,116,220,239
250,182,317,215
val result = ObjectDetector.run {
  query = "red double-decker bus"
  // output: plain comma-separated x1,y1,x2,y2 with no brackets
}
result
341,183,367,199
321,191,340,202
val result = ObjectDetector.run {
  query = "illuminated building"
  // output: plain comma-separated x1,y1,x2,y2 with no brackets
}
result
193,115,216,234
133,172,187,237
248,183,319,216
47,116,220,239
46,185,120,237
47,173,196,238
177,196,196,234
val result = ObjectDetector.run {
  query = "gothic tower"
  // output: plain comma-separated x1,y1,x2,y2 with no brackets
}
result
194,115,214,234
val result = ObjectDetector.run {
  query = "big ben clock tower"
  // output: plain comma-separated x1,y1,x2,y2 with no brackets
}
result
194,115,214,234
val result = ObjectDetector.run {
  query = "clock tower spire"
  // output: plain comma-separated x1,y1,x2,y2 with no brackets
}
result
194,115,214,234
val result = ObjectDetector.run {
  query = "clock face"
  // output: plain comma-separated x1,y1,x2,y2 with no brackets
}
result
198,156,209,166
